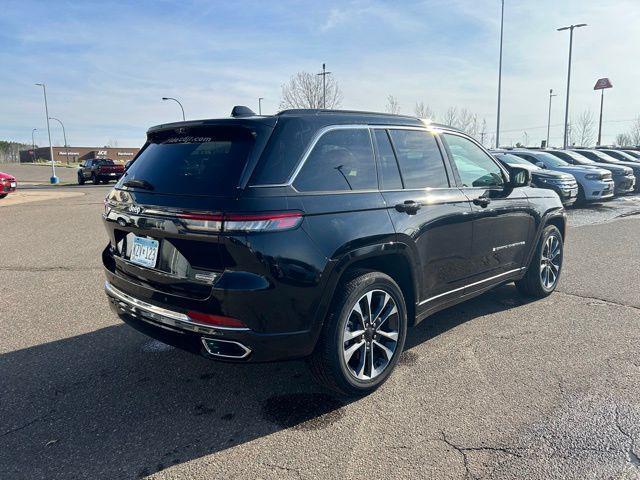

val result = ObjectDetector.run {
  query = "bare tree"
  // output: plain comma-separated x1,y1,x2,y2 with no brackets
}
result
629,116,640,145
478,119,488,146
457,109,478,137
615,133,633,147
571,110,596,147
442,107,458,127
385,95,401,114
414,101,435,120
279,71,342,110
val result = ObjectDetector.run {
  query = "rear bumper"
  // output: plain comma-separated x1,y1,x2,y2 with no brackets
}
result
104,279,316,362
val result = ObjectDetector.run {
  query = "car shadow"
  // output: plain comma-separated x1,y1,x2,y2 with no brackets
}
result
1,283,535,479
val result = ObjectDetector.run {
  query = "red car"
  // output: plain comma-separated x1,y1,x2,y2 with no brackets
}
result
0,172,17,198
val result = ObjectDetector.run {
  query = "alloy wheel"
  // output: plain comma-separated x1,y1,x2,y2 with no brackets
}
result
342,289,400,381
540,234,562,289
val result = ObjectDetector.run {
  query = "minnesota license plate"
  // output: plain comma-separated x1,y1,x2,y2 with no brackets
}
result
130,236,159,268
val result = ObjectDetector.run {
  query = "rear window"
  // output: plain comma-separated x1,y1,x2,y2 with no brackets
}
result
97,159,115,165
122,126,255,196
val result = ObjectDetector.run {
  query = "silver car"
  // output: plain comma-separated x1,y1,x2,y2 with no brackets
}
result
509,150,614,203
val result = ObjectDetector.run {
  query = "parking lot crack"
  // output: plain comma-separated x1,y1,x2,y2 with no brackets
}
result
556,291,640,311
615,406,640,468
440,431,528,479
1,410,51,438
261,462,302,478
0,266,101,272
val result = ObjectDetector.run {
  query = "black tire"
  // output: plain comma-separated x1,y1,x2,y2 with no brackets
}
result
516,225,563,298
92,173,100,185
77,173,85,185
0,194,7,199
310,270,408,397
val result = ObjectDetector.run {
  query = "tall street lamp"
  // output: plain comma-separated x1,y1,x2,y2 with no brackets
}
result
557,23,587,149
546,89,557,147
162,97,185,121
495,0,505,148
35,83,58,183
258,97,264,115
31,128,37,162
49,117,69,164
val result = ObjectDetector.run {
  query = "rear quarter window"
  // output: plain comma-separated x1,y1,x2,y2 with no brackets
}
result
293,128,377,192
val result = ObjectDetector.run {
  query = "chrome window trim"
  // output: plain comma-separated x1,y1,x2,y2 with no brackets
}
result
418,268,525,306
248,123,445,190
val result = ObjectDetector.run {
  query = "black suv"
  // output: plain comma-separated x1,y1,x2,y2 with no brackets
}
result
103,108,566,396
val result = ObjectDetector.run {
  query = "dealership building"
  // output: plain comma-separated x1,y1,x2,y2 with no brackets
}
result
19,146,140,164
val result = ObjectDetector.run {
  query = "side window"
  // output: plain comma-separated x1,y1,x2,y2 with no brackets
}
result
294,128,377,192
443,134,504,188
373,129,402,190
388,129,449,189
513,153,537,163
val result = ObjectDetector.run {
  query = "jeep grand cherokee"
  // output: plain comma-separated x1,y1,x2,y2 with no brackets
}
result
103,107,566,396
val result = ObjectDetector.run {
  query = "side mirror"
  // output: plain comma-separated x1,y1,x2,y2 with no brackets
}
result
507,166,531,188
535,162,546,169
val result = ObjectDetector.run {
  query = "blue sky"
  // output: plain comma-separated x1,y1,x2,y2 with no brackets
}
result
1,0,639,147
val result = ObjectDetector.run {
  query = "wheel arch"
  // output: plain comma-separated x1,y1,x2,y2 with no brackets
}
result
314,242,421,335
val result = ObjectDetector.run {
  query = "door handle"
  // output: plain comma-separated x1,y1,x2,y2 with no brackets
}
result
395,200,422,214
473,196,491,208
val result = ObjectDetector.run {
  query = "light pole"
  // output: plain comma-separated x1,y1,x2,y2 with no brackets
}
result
557,23,587,149
547,89,557,147
162,97,185,121
35,83,58,183
495,0,504,148
49,117,69,164
31,128,37,162
317,63,332,109
258,97,264,115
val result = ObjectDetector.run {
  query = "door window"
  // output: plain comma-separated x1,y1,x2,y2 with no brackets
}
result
373,129,402,190
443,134,504,188
388,129,449,189
294,128,377,192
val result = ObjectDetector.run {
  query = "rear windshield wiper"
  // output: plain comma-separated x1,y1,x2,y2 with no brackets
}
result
122,179,154,191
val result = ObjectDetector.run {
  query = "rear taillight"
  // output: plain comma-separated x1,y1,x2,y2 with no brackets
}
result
176,213,223,233
224,212,303,232
187,311,247,329
176,211,302,233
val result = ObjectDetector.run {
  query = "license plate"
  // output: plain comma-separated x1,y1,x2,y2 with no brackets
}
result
130,236,159,268
110,173,116,176
10,182,16,188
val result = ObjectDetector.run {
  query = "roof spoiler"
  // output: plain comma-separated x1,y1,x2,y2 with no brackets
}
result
231,106,256,118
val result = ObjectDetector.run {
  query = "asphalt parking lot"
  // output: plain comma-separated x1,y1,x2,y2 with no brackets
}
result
1,167,639,479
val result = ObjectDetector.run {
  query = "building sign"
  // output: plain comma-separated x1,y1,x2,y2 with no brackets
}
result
117,151,135,156
59,151,80,156
96,150,108,157
594,78,613,90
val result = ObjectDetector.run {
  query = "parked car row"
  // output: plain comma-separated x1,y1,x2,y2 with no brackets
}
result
490,147,639,206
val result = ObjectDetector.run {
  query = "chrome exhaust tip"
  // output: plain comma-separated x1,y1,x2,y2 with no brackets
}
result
201,338,251,359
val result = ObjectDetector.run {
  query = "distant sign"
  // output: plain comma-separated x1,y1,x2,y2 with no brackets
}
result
594,78,613,90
